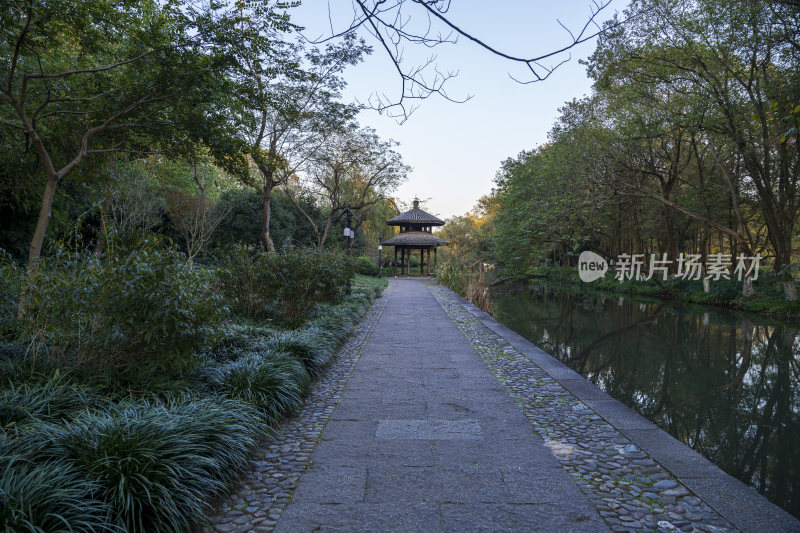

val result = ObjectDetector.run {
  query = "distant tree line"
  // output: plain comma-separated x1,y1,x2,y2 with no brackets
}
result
444,0,800,302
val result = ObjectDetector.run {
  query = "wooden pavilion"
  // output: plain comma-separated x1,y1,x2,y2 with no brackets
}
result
382,199,448,277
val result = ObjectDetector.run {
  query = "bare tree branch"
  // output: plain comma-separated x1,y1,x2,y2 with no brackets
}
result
307,1,626,120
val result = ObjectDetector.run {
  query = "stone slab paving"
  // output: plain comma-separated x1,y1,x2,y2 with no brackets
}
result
274,279,606,532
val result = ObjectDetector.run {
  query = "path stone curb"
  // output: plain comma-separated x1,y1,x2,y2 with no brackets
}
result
202,284,394,533
429,283,737,533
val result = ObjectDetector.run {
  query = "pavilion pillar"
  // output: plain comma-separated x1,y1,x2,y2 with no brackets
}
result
434,247,437,276
427,248,431,276
394,247,398,277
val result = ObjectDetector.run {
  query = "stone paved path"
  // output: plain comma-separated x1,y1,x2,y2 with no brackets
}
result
207,278,794,532
274,279,607,532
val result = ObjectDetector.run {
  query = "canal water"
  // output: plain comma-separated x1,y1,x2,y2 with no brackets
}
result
491,281,800,518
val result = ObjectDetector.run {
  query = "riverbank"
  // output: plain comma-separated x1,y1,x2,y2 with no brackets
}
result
498,266,800,320
487,278,800,519
445,285,800,532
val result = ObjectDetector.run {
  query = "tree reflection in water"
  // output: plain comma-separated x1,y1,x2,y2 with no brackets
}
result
492,282,800,518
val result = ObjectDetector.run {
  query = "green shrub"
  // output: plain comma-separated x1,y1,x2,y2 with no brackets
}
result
216,246,272,318
0,343,62,387
269,247,354,321
0,457,112,532
19,244,227,374
355,255,378,276
0,250,19,338
437,258,476,296
219,247,354,322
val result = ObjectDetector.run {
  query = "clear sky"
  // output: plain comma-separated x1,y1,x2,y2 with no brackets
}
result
292,1,629,219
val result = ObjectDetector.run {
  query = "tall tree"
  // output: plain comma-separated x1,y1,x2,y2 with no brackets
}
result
589,0,800,299
212,4,369,251
286,125,408,249
0,0,213,261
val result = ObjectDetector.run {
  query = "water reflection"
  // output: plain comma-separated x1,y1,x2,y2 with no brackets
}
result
492,281,800,518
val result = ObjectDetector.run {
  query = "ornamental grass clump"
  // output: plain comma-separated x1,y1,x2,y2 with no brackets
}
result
0,457,113,533
38,408,218,532
265,329,337,376
209,352,310,423
305,304,357,343
0,375,98,433
153,396,265,487
29,397,263,532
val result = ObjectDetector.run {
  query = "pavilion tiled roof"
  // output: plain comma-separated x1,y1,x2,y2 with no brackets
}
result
381,231,449,247
386,206,445,226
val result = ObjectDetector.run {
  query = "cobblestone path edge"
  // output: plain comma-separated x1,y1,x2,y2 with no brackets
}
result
428,282,800,533
202,283,395,533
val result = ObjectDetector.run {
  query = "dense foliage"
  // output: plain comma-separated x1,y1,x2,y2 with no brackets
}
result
17,244,227,373
0,0,406,265
218,247,355,322
441,0,799,311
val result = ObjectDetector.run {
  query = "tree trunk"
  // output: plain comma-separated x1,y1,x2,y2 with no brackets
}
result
773,245,798,301
28,174,59,261
283,185,322,247
783,281,798,302
662,184,679,274
743,275,754,298
319,214,333,250
261,173,275,252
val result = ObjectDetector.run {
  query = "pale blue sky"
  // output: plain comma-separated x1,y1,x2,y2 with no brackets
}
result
292,1,628,218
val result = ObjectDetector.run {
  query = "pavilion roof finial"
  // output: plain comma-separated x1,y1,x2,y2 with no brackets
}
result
413,197,419,209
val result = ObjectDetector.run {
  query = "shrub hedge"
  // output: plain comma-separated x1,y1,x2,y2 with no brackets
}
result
355,255,378,276
17,245,227,374
218,246,355,322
